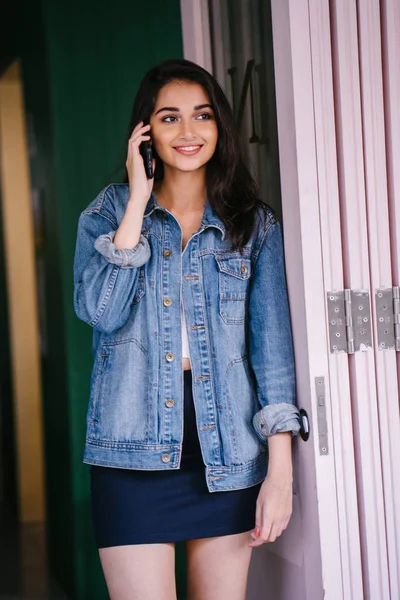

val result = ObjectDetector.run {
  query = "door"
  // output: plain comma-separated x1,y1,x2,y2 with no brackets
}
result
181,0,400,598
329,1,400,597
253,0,400,597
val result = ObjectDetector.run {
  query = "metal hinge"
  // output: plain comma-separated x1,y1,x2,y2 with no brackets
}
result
375,287,400,351
327,290,372,354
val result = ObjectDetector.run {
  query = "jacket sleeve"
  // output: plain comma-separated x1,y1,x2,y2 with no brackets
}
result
73,191,151,334
248,217,301,442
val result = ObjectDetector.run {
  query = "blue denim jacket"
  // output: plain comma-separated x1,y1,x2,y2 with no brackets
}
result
73,183,301,492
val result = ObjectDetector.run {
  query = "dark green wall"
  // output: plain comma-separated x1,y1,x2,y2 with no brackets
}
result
18,0,74,591
16,0,184,597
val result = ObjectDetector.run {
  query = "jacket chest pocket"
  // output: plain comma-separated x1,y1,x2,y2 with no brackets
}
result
215,256,252,324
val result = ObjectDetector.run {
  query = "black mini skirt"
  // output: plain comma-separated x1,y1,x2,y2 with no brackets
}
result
90,370,262,547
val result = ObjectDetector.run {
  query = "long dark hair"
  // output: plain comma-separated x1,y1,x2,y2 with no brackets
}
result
124,58,263,250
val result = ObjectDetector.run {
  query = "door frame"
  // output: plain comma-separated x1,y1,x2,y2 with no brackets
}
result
179,0,213,72
0,60,45,523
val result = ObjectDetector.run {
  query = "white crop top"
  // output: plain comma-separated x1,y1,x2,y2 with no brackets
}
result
181,297,190,359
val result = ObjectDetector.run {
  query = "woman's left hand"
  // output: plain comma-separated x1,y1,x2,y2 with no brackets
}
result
248,474,293,547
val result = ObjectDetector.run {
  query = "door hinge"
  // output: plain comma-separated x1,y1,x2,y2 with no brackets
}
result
375,287,400,351
327,290,372,354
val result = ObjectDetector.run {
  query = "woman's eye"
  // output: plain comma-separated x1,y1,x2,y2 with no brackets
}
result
162,115,178,123
161,113,213,123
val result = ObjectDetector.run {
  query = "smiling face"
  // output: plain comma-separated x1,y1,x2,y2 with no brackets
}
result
149,80,218,175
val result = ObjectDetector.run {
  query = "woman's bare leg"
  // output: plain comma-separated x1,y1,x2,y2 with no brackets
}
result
99,542,177,600
185,531,253,600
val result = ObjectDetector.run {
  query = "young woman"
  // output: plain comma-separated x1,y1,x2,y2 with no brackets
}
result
73,58,301,600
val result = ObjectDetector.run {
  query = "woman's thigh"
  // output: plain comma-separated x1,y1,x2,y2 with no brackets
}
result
99,542,177,600
185,531,253,600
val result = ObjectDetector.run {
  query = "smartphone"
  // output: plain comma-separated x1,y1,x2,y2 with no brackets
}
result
139,120,154,179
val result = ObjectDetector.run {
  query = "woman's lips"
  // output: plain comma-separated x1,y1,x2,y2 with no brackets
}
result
174,145,203,156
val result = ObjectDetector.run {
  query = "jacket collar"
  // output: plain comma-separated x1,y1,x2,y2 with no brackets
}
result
144,191,226,240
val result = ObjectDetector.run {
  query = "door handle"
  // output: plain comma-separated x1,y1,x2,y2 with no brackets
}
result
299,408,310,441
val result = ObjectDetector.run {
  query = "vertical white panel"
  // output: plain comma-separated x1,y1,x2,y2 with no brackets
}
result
271,0,343,597
308,1,364,597
179,0,213,72
329,1,390,598
208,0,231,94
381,0,400,364
357,1,400,596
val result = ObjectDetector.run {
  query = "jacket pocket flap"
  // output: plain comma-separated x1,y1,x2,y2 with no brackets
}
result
215,256,251,280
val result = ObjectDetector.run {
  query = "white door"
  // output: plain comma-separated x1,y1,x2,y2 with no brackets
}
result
180,1,400,598
329,1,400,597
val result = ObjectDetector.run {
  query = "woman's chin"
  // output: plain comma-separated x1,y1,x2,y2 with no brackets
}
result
164,158,209,173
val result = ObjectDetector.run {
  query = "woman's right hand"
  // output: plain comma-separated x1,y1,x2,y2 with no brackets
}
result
126,121,155,203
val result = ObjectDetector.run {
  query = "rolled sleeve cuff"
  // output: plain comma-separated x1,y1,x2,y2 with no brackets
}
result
253,403,301,442
94,231,151,268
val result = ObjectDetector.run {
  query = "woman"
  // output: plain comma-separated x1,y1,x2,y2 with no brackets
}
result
73,58,301,600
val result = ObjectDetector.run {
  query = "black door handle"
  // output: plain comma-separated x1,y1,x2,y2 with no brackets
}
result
299,408,310,441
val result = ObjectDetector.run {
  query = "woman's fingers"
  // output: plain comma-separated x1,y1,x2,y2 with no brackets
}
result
128,137,151,155
126,121,155,200
129,122,151,141
130,120,146,137
266,521,283,543
248,512,289,547
248,516,272,547
255,500,261,533
259,519,273,543
128,134,151,148
129,134,151,148
126,135,151,163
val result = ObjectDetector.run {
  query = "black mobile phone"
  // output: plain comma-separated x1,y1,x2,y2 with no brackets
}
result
139,120,154,179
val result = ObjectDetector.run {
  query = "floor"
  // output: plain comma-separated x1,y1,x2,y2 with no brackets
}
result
0,519,69,600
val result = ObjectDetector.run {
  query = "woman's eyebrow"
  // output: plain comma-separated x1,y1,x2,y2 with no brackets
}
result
155,103,213,116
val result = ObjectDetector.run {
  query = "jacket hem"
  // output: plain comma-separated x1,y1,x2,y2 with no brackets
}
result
83,441,268,492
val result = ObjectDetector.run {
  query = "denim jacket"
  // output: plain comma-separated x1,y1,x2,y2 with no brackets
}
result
73,183,301,492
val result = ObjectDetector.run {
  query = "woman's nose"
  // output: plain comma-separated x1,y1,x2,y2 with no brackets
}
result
177,119,197,139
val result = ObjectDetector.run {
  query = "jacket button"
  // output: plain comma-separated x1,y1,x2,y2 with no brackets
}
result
161,453,171,463
240,265,248,274
166,353,174,362
163,297,173,307
163,249,172,257
165,399,175,408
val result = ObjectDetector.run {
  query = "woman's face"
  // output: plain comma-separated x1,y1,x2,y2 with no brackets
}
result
149,80,218,174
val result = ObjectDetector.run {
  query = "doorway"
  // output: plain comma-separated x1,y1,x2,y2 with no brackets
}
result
0,59,53,598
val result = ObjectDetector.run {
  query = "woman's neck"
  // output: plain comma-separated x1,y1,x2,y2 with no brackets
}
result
154,167,207,215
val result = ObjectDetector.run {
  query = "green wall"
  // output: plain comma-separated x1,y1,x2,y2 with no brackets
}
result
17,0,185,597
